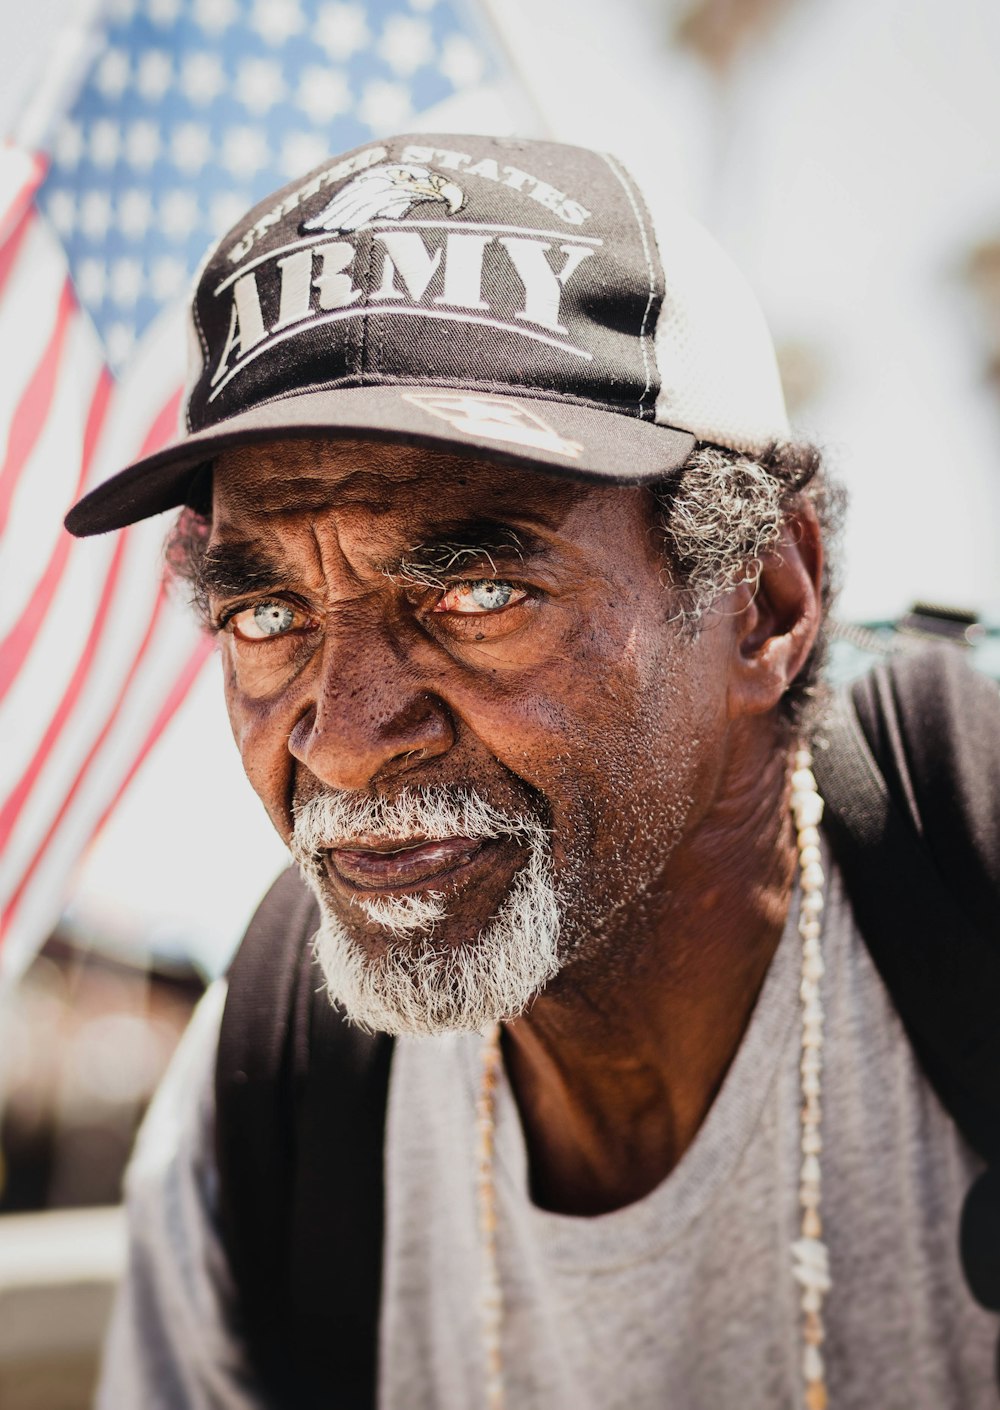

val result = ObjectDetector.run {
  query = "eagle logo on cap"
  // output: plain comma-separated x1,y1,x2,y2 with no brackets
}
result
300,163,466,235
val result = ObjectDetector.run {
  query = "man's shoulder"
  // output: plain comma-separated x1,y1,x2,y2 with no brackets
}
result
127,978,227,1195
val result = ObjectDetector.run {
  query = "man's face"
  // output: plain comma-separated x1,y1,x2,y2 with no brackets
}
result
207,438,736,1032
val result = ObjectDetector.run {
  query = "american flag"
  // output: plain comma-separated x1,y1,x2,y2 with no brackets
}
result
0,0,521,985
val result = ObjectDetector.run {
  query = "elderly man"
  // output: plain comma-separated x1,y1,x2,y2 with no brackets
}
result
66,134,1000,1410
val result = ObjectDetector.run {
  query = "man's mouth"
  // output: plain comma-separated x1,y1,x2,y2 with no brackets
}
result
324,836,494,891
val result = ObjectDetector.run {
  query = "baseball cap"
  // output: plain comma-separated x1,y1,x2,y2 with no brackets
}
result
65,132,789,537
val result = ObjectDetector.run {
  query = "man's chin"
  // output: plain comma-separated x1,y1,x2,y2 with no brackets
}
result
304,852,563,1037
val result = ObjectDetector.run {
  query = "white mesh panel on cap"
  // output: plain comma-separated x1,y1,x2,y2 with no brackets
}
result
648,205,790,454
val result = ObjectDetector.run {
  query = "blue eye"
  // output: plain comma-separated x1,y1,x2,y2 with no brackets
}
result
229,600,299,640
434,580,526,615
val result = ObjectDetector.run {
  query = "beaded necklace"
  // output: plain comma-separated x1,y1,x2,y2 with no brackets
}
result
475,747,828,1410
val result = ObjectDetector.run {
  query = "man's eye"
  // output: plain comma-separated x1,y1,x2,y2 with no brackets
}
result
227,600,308,641
433,580,527,615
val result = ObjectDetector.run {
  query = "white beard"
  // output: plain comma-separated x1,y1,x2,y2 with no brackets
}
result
290,787,562,1036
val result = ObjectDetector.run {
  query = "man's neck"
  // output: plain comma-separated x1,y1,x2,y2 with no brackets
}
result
502,721,798,1217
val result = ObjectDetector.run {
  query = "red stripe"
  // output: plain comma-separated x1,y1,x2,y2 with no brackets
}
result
136,385,182,457
0,153,45,250
0,368,113,704
0,627,213,942
86,635,213,848
0,213,33,298
0,278,75,536
0,531,132,850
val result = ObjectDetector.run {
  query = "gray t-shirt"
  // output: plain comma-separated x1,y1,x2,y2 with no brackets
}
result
99,849,998,1409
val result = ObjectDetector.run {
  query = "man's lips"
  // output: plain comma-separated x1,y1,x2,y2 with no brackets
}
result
325,836,493,891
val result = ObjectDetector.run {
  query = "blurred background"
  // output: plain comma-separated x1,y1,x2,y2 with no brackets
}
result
1,0,998,1403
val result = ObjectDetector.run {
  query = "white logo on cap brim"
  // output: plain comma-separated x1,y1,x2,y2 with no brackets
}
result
301,164,465,234
402,392,583,460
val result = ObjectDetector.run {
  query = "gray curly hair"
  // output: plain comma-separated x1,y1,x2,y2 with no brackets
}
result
651,439,845,723
164,438,844,727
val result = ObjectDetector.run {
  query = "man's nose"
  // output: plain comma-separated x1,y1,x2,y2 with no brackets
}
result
287,618,455,792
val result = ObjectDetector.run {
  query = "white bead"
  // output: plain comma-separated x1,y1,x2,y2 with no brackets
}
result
801,1287,823,1313
800,978,819,1004
800,919,821,940
792,791,824,827
801,892,824,917
791,767,817,793
803,955,824,982
802,1129,822,1154
799,843,822,868
801,862,825,892
803,1344,826,1383
798,825,820,848
792,1260,831,1293
801,1154,822,1184
795,748,813,770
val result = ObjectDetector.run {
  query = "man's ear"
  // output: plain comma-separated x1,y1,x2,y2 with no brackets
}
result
726,502,823,719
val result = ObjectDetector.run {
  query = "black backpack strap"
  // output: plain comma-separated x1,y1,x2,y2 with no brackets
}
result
813,648,1000,1329
216,866,393,1409
813,647,1000,1166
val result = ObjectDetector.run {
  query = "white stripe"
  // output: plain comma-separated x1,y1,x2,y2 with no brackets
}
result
599,152,656,415
87,303,186,488
0,219,71,464
0,315,104,630
0,522,164,877
0,147,43,244
0,593,203,986
209,303,594,401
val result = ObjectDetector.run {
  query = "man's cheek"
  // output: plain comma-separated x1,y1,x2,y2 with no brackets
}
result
224,679,299,842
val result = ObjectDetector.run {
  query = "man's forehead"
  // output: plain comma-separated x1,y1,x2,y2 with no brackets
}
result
211,436,587,529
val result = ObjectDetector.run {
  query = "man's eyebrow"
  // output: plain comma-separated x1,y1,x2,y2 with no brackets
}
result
199,540,287,598
381,522,545,586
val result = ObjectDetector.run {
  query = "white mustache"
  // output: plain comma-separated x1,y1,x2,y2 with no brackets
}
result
290,785,541,859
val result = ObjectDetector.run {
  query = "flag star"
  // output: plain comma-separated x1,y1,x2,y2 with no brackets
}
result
46,190,77,236
136,49,173,102
280,130,329,178
237,56,286,114
222,126,270,179
76,257,107,305
147,0,182,24
111,257,144,307
439,34,485,86
378,15,433,75
210,189,251,236
151,255,187,300
357,79,412,131
106,321,135,366
296,66,351,124
161,189,201,238
314,2,369,60
94,47,130,99
90,118,121,169
182,52,226,105
119,188,154,238
252,0,304,46
193,0,237,33
171,122,212,174
54,120,84,170
80,190,113,239
125,120,161,169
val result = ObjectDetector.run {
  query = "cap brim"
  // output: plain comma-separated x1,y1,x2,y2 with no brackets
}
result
64,385,696,537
